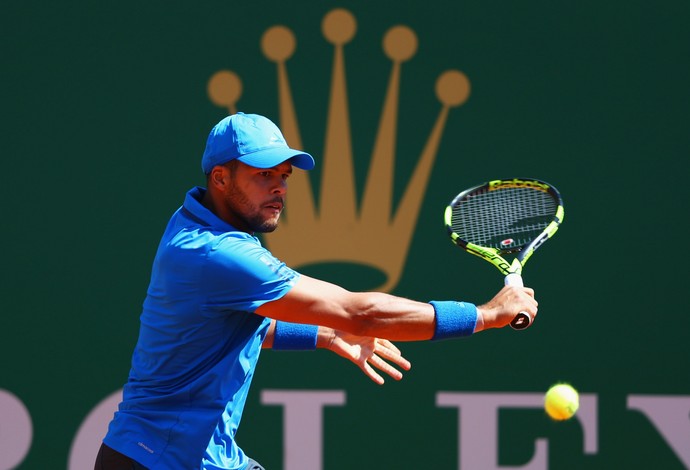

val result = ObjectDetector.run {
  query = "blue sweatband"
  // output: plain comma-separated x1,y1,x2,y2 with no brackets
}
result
429,301,478,340
272,321,319,350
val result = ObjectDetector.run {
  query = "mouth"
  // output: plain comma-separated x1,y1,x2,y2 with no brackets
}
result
264,198,284,213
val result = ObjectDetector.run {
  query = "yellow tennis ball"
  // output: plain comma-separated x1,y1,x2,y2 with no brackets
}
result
544,383,579,420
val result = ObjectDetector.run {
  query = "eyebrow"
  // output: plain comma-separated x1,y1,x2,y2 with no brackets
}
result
271,163,293,174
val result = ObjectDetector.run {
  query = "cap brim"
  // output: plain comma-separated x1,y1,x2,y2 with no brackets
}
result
237,147,315,170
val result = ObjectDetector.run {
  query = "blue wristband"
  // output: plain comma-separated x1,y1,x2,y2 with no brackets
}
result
272,321,319,350
429,301,478,340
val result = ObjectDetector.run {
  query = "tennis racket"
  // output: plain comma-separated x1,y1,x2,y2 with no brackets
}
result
444,178,564,330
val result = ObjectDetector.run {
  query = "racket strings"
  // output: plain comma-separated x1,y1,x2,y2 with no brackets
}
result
450,187,557,250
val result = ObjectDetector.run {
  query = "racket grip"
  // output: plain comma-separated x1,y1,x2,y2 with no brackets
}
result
504,273,531,330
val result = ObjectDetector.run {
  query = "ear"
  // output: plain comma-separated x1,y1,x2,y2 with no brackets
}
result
208,166,228,189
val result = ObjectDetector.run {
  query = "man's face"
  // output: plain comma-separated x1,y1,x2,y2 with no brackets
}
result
222,160,293,233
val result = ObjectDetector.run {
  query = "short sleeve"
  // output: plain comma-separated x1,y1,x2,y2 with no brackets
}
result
201,233,299,313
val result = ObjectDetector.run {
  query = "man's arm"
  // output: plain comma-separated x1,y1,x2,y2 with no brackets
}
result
262,318,411,384
256,274,538,341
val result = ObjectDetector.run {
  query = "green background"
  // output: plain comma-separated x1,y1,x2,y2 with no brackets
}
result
2,1,689,468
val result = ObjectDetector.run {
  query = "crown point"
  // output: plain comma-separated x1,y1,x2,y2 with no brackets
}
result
207,70,243,111
383,26,417,62
436,70,470,107
261,26,296,62
322,8,357,45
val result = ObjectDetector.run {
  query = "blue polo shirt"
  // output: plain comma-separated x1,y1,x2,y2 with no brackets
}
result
104,186,300,469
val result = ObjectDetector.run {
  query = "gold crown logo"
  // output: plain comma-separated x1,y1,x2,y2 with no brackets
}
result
207,8,470,292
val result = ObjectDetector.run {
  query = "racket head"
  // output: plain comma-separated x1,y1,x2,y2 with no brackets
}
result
444,178,564,275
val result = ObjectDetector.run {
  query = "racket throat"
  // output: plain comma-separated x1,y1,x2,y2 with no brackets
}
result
506,259,523,277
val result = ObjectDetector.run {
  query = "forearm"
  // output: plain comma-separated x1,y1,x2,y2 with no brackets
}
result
339,292,437,341
257,275,505,342
296,289,477,341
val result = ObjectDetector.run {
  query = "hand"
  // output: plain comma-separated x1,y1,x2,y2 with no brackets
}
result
476,285,538,331
325,330,411,385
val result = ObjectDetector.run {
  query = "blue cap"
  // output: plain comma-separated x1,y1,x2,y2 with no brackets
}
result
201,113,315,174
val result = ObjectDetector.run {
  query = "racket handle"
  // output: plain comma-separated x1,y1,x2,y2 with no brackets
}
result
504,273,532,330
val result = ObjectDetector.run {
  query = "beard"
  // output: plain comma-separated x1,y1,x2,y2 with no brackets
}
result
224,184,282,233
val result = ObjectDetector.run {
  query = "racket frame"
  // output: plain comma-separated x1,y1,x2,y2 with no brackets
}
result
444,178,565,329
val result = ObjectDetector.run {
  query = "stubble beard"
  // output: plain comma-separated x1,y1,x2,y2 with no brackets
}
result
225,185,282,233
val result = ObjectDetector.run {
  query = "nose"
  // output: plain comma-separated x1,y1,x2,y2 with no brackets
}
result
272,178,287,194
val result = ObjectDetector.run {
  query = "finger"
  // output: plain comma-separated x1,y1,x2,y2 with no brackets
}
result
377,338,401,354
375,343,411,371
368,354,404,381
362,361,385,385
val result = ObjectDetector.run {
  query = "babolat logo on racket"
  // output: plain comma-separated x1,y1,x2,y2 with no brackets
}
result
207,8,469,293
468,245,511,273
489,179,550,192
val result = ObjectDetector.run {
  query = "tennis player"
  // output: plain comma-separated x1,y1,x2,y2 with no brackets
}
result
96,112,537,470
